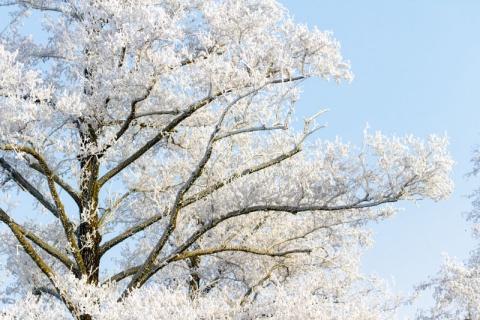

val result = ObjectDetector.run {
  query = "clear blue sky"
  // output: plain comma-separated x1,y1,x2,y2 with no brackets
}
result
280,0,480,318
1,1,480,318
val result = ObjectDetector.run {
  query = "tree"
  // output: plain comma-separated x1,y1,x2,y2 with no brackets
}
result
0,0,453,318
416,147,480,320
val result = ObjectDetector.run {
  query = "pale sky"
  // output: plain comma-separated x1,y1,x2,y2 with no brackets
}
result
1,1,480,318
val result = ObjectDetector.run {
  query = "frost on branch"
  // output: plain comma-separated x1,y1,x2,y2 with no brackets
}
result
0,273,404,320
416,145,480,320
416,256,480,320
0,0,452,318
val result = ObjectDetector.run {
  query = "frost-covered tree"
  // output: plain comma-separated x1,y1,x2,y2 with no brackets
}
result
0,0,453,319
416,148,480,320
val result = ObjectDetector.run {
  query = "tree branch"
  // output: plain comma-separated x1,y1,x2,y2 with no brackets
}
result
98,189,135,228
98,75,305,189
97,94,219,188
2,218,77,272
0,206,77,313
100,146,301,255
182,145,302,207
28,162,81,209
106,265,140,284
241,264,288,306
122,87,267,294
133,194,405,285
106,247,303,286
0,145,86,274
0,208,60,279
32,286,63,301
134,110,181,118
0,157,60,217
106,188,402,287
212,124,286,142
99,208,168,256
98,80,157,159
15,0,68,15
173,246,311,261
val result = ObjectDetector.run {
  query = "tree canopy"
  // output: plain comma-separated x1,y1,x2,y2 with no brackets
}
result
0,0,453,319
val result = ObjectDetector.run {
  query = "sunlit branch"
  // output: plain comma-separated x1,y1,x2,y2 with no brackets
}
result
135,192,408,286
109,179,410,289
16,0,68,14
97,94,219,188
99,208,168,256
0,157,60,217
241,264,288,306
5,219,76,272
98,76,308,189
212,124,286,142
123,87,268,294
270,75,306,84
101,112,181,129
118,44,127,68
98,80,158,159
103,209,385,286
28,162,82,209
101,146,303,255
268,228,324,251
182,114,320,208
173,246,312,261
0,206,77,313
0,92,55,106
134,110,181,118
105,265,140,284
98,189,135,228
99,183,184,254
0,145,86,274
182,146,302,207
177,44,226,69
106,247,301,286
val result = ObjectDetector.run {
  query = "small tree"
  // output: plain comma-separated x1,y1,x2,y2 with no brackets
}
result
0,0,453,318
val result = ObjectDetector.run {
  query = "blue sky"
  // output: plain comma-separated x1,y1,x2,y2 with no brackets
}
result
280,0,480,317
1,1,480,318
